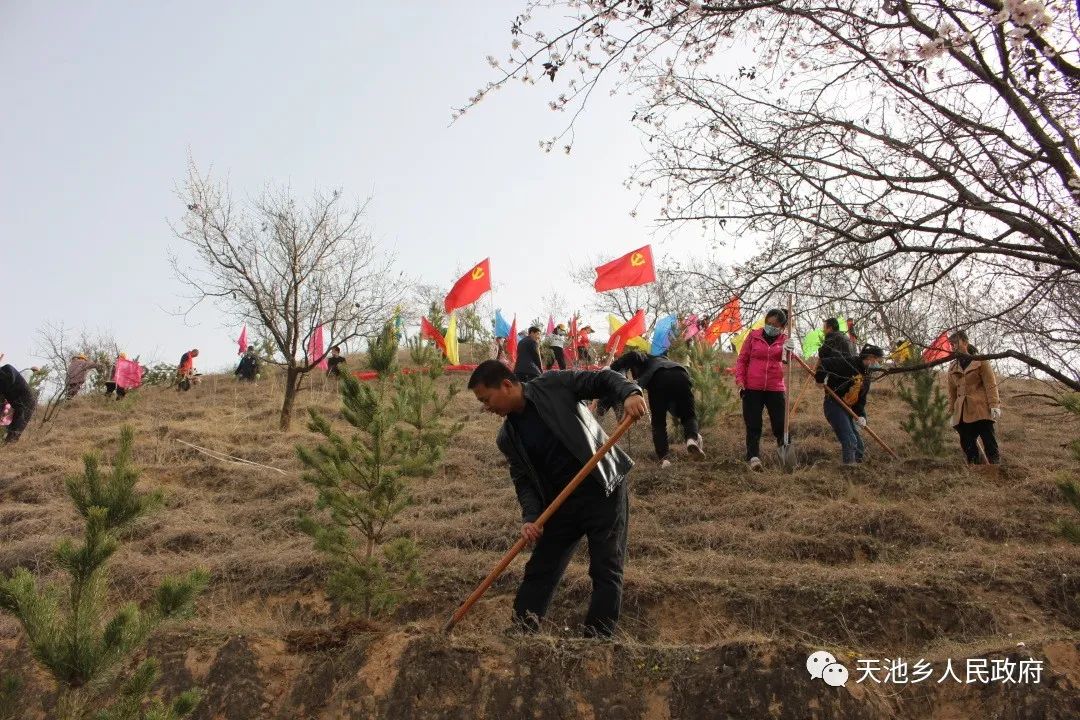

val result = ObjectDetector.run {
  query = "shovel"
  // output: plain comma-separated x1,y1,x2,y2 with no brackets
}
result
777,295,798,470
443,414,636,633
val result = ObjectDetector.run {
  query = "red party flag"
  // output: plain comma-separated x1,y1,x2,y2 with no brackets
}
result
420,317,447,355
594,245,656,293
606,309,646,353
113,357,143,390
704,297,741,346
922,332,953,363
507,316,518,364
237,325,248,355
444,258,492,313
307,325,328,370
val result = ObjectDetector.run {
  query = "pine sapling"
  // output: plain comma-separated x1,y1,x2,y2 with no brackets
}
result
299,321,452,618
687,340,734,430
897,366,951,455
0,426,208,720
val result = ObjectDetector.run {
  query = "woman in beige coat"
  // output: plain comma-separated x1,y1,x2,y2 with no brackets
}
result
946,331,1001,464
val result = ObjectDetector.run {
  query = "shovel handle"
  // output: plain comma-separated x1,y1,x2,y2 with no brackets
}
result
443,414,637,633
790,354,898,460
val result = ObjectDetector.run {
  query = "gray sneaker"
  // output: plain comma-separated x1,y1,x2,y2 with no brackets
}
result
686,435,705,460
749,457,763,472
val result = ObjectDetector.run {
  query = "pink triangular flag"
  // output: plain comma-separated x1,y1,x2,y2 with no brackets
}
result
238,325,248,355
546,315,555,335
114,357,143,390
308,326,328,370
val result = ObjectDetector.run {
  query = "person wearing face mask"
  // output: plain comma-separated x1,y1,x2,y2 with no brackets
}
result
735,308,799,471
815,345,886,465
946,331,1001,464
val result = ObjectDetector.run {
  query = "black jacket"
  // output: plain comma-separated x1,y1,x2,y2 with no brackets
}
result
496,369,642,523
815,355,871,417
609,351,689,389
819,331,858,360
514,336,544,377
235,353,259,378
0,365,33,406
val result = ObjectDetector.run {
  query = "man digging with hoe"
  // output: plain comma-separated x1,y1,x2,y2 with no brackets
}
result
464,360,646,638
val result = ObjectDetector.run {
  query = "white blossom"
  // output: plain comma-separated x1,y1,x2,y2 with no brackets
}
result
916,38,947,60
937,20,955,38
486,55,500,69
511,39,522,50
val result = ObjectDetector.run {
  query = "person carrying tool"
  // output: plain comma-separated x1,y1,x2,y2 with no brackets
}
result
815,345,886,465
610,350,703,466
735,308,798,471
514,326,545,383
468,359,646,638
946,331,1002,465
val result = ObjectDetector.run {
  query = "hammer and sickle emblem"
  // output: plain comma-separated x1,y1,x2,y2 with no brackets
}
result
471,266,485,281
630,252,645,267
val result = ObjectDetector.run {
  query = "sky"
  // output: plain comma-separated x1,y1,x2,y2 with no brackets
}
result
0,1,712,373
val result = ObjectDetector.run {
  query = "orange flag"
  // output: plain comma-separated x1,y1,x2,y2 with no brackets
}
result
606,309,646,353
444,259,492,313
704,297,742,345
922,332,952,362
593,245,656,292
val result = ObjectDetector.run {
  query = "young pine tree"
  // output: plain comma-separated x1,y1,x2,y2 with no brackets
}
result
298,322,460,618
897,366,951,455
0,426,208,720
686,340,735,430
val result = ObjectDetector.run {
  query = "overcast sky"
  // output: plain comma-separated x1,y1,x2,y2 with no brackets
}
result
1,1,712,372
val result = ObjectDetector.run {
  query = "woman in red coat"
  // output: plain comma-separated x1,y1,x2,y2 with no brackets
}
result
735,308,798,470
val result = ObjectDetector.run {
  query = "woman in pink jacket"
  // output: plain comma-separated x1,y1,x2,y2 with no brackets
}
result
735,308,798,470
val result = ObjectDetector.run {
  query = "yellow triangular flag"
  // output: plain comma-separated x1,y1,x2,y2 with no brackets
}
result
445,313,460,365
731,317,766,354
609,314,651,353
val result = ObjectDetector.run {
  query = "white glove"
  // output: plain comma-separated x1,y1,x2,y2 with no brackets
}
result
991,407,1001,421
783,337,798,354
856,416,867,428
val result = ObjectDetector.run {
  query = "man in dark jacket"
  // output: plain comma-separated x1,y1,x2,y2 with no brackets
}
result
514,326,544,383
235,348,259,382
0,364,35,443
815,345,885,465
326,346,347,377
819,318,858,360
468,360,646,638
610,351,703,466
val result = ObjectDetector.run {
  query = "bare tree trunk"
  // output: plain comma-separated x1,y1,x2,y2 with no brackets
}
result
280,367,303,431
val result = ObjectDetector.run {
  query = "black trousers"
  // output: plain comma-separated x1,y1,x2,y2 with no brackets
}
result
4,396,34,443
550,346,567,370
513,481,628,637
956,420,1000,464
648,368,699,460
741,389,785,461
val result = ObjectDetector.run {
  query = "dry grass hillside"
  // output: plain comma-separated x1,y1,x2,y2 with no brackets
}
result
2,352,1080,719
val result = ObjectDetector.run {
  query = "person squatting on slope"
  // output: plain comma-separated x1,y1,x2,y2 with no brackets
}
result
235,347,260,382
177,349,199,391
468,360,646,638
609,350,704,467
815,345,886,465
735,308,798,471
0,364,35,443
547,324,569,370
819,318,859,360
65,354,100,399
946,331,1002,465
514,326,544,383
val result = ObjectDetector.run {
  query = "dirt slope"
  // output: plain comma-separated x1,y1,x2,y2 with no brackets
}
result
2,359,1079,718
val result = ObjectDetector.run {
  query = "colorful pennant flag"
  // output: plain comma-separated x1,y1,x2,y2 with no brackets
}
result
420,317,447,354
445,313,460,365
237,325,248,355
922,332,953,363
546,315,555,335
714,297,742,333
507,316,518,364
307,325,328,370
593,245,656,293
606,310,647,354
802,328,825,358
650,313,678,356
495,309,511,339
445,259,492,313
113,357,143,390
732,318,766,354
